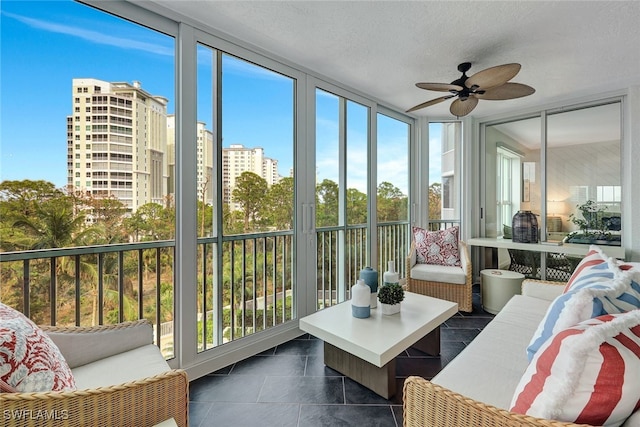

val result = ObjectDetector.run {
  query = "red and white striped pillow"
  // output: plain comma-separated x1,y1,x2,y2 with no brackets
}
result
511,310,640,427
563,245,635,293
563,245,609,292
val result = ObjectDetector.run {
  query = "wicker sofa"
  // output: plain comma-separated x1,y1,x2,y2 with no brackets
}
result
0,320,188,427
402,279,640,427
406,240,473,312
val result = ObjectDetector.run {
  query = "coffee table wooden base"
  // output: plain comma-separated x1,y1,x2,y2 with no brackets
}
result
411,326,441,356
325,342,397,399
323,327,441,399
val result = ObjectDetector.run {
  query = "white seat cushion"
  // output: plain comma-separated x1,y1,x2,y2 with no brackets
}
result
432,295,551,409
154,419,178,427
72,344,170,389
410,263,466,284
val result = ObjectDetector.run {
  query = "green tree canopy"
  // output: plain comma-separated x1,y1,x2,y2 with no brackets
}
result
11,196,95,250
346,188,367,225
263,177,294,231
377,181,407,222
232,172,268,233
315,179,339,227
124,202,174,241
0,180,63,222
429,182,442,220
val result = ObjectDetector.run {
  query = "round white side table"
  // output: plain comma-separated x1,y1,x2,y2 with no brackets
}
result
480,269,525,315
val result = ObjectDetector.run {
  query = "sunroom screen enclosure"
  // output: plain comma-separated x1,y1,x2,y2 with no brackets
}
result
0,0,415,376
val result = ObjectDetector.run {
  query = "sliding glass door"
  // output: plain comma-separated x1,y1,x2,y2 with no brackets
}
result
315,89,371,307
314,88,412,310
194,39,299,354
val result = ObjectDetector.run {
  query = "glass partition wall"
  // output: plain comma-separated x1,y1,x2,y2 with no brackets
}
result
483,101,623,278
547,103,622,245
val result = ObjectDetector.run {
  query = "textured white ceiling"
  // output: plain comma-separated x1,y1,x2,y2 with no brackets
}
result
141,0,640,119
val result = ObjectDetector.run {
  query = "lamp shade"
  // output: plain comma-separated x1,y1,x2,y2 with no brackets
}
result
547,201,566,216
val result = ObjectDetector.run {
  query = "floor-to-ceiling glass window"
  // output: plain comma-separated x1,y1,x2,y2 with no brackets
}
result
195,44,296,352
1,0,415,374
428,122,462,231
314,89,340,308
376,113,410,278
315,89,373,308
195,44,217,352
0,0,177,356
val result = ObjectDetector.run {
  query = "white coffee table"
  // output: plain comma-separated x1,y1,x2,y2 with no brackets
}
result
299,291,458,398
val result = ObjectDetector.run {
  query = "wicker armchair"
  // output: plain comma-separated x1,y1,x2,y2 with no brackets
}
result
0,321,188,427
403,376,593,427
406,240,473,312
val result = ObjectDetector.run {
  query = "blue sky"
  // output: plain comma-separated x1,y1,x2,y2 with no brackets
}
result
1,0,423,195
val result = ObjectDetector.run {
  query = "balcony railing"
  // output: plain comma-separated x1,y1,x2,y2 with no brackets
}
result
0,241,176,356
0,220,456,358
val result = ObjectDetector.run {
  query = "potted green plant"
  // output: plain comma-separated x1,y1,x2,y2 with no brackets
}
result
566,200,620,246
377,283,405,315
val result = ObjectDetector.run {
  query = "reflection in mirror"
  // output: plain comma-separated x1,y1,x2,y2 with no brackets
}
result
547,102,621,246
485,116,541,239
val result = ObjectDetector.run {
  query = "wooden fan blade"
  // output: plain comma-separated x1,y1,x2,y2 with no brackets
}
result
406,95,453,113
449,97,478,117
466,63,521,90
416,82,464,92
475,83,535,100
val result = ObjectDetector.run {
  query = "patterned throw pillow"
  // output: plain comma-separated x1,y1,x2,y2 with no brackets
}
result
412,226,460,267
526,268,640,361
0,378,17,392
511,311,640,427
0,303,76,392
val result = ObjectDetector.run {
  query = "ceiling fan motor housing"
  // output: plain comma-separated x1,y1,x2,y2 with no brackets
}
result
451,63,485,100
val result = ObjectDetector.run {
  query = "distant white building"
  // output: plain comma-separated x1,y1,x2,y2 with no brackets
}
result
67,78,168,211
69,80,278,213
166,116,214,205
223,144,280,210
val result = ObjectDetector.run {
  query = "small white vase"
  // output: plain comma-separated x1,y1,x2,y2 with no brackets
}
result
380,302,401,315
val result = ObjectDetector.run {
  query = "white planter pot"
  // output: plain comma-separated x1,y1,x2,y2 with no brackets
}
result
380,302,401,315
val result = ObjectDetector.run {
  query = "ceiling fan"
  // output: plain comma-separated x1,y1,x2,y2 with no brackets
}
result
407,62,535,117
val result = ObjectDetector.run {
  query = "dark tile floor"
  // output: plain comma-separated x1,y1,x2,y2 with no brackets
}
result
189,286,493,427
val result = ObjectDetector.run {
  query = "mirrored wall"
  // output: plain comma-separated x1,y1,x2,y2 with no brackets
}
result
484,100,622,246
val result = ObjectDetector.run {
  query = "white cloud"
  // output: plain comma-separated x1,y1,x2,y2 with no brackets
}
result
5,11,174,56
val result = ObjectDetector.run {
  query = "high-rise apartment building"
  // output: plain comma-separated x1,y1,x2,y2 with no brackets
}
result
67,78,169,211
223,144,279,209
166,116,214,205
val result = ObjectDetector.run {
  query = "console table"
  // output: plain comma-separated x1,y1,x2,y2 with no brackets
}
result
468,237,626,280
